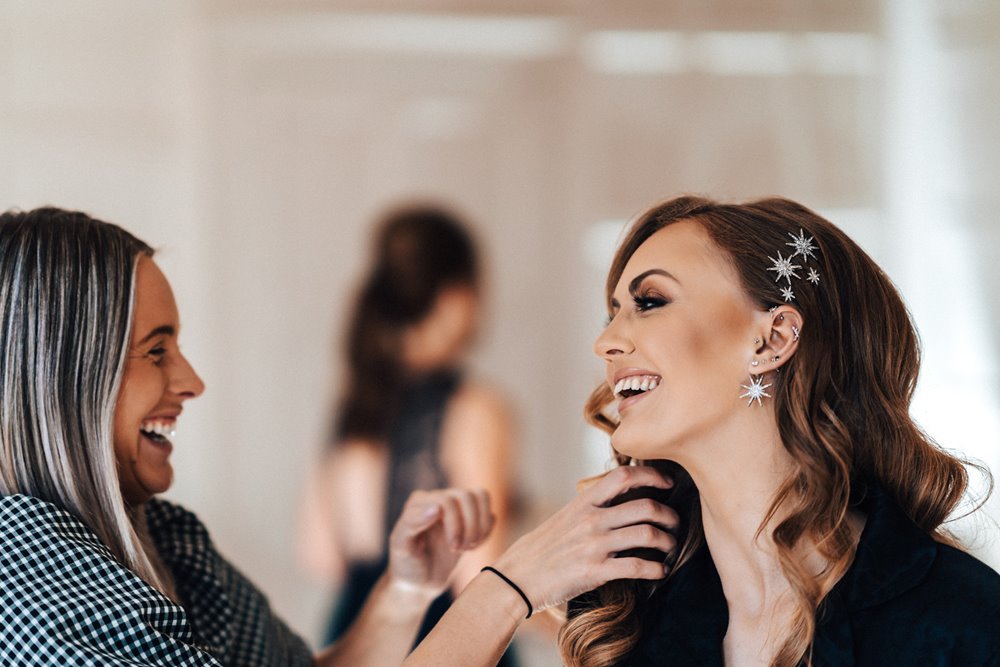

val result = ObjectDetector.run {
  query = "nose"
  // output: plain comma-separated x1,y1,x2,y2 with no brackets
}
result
593,313,634,360
171,351,206,400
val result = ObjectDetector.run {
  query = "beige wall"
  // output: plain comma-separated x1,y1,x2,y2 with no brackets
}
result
3,1,999,662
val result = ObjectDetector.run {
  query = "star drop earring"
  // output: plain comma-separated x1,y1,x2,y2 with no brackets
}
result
740,374,772,407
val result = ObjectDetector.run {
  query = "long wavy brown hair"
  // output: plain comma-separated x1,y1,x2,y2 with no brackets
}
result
559,196,990,667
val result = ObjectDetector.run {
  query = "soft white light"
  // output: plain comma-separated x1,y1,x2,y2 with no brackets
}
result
581,31,687,74
221,13,572,60
581,30,879,77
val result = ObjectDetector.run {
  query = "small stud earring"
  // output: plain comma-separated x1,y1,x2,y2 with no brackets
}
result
751,359,760,367
754,337,762,345
778,314,785,321
771,355,780,362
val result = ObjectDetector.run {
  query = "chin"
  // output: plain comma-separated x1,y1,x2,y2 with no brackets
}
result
137,468,174,497
611,430,650,460
612,427,677,462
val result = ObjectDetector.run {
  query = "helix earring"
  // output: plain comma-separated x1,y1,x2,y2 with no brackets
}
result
791,325,800,341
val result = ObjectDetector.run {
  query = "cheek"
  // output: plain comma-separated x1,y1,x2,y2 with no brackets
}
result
114,367,164,429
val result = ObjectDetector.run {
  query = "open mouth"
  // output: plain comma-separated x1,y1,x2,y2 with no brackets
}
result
614,375,661,399
140,420,176,445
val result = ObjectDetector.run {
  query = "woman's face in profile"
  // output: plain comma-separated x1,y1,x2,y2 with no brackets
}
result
594,220,760,460
113,257,204,506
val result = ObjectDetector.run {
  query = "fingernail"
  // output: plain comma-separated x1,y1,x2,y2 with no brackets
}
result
663,564,671,576
422,506,439,519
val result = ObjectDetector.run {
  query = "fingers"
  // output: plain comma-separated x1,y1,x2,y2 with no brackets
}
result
407,488,495,552
603,556,670,582
586,466,673,507
389,492,443,550
600,497,680,532
605,523,677,556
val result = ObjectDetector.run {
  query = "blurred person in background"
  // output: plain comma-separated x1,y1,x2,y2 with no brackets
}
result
298,204,520,662
0,207,497,666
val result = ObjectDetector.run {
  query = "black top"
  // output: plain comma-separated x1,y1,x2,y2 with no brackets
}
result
579,485,1000,666
325,370,458,643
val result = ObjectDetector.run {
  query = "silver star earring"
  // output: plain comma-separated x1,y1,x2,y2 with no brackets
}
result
740,375,772,407
791,325,800,341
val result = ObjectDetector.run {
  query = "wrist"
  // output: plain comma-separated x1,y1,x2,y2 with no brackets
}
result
473,569,530,627
379,574,440,613
480,566,533,619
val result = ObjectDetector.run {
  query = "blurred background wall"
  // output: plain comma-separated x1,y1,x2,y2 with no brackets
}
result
2,1,999,664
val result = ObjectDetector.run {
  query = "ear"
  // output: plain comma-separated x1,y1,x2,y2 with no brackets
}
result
748,305,803,375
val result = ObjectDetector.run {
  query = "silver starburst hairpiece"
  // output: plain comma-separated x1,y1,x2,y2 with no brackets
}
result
765,229,820,302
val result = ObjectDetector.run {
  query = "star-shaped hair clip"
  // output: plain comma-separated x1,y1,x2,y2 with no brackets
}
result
765,229,820,302
766,252,802,283
786,229,818,261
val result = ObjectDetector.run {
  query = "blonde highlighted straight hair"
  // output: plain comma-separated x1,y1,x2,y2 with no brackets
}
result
0,207,172,595
560,196,989,667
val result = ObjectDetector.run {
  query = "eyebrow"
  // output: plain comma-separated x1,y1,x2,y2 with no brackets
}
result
136,325,175,346
609,268,681,311
628,268,681,294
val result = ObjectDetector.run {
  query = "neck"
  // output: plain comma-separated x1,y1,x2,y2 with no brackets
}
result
675,410,805,616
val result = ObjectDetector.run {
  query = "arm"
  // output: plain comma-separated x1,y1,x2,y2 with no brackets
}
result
315,488,494,667
297,441,385,585
439,383,515,591
404,466,678,667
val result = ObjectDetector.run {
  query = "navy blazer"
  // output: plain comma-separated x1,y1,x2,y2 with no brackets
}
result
582,486,1000,666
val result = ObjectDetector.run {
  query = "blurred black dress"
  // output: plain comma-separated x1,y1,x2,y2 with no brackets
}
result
324,370,519,665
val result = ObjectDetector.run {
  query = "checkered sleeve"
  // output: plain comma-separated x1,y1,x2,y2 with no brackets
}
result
145,499,314,667
1,494,221,667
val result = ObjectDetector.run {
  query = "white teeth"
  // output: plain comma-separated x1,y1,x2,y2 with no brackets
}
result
612,375,662,397
140,420,176,439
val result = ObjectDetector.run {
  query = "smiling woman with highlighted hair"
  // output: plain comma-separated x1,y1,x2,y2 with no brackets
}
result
0,207,499,666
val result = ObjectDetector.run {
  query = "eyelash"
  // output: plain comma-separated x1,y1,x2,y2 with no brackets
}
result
633,292,669,312
147,347,167,363
604,292,670,325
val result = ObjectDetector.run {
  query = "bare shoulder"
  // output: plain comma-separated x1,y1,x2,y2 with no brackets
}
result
440,379,515,480
447,380,514,425
322,438,387,481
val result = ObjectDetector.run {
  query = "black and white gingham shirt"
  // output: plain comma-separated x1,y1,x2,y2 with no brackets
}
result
0,494,313,666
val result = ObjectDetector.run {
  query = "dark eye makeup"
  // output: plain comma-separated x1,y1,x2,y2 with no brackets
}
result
633,292,669,312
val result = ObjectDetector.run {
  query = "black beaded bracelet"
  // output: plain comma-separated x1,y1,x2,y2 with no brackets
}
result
480,566,533,619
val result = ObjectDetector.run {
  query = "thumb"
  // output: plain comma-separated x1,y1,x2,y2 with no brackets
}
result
395,502,442,547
